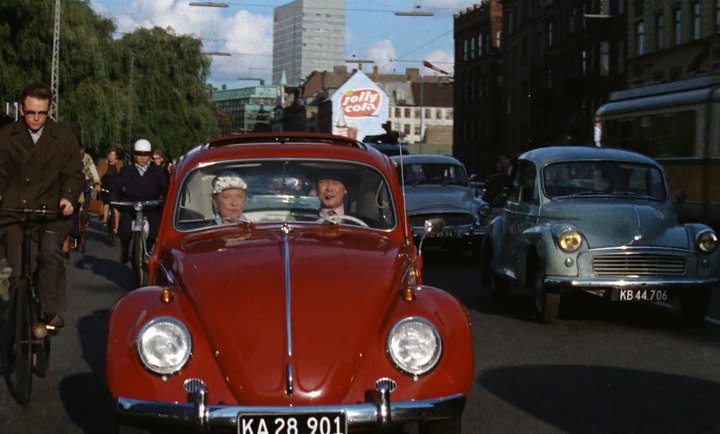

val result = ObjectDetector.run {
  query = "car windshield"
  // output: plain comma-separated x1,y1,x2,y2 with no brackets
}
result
398,162,469,186
543,161,667,200
175,159,396,231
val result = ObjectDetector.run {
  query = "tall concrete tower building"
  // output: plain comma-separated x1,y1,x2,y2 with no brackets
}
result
272,0,346,86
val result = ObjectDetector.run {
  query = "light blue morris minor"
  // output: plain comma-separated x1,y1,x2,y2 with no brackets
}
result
391,154,491,256
481,146,720,324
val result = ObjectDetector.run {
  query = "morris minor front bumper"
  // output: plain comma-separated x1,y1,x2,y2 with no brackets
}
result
544,276,719,290
117,393,466,431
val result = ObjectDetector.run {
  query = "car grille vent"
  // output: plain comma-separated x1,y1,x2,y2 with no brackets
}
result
592,253,687,277
409,213,473,227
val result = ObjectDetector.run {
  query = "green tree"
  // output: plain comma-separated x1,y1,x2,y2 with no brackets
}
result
0,0,217,159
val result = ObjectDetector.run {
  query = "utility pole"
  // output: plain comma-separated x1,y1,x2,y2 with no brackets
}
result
126,53,135,149
50,0,61,120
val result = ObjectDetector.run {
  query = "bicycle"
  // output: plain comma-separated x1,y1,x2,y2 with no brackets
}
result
100,188,117,246
111,199,163,288
0,206,59,405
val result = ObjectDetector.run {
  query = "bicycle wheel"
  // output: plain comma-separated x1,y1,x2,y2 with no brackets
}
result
107,209,116,245
131,232,147,288
8,279,34,404
34,336,51,378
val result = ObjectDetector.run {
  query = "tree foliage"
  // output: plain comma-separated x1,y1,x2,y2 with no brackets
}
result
0,0,218,159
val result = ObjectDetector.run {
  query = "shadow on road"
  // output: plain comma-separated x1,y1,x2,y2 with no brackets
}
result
479,365,720,433
61,309,116,432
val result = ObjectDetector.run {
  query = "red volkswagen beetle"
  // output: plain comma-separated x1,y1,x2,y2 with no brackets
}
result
105,133,474,433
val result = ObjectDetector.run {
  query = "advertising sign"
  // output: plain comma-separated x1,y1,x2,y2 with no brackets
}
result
332,71,388,141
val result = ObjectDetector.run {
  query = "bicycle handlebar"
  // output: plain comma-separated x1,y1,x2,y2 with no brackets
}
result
110,199,164,211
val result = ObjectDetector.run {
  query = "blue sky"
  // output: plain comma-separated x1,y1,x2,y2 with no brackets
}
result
89,0,478,88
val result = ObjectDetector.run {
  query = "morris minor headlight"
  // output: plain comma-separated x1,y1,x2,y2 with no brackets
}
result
387,317,442,376
696,230,718,254
137,316,192,375
558,229,583,253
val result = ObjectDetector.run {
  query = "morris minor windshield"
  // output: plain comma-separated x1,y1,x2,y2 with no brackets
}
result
398,162,469,187
174,160,396,230
542,160,667,200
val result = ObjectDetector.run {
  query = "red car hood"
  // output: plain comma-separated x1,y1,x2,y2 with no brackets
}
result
174,227,401,404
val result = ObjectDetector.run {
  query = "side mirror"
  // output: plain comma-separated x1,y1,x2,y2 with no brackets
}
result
418,218,445,256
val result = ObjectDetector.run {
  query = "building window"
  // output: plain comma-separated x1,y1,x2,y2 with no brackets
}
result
548,20,554,46
414,108,420,118
674,8,682,46
404,107,410,118
478,33,484,56
470,37,475,59
635,20,646,56
616,0,624,15
617,40,625,74
656,13,665,50
404,124,410,134
507,10,514,35
463,38,468,61
600,41,610,76
693,2,701,40
446,109,453,120
414,126,420,136
395,107,401,118
425,108,432,119
582,49,588,76
436,109,442,120
717,0,720,31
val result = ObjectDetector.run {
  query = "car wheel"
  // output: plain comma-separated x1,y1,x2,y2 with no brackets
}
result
679,288,711,327
419,416,461,434
531,266,560,324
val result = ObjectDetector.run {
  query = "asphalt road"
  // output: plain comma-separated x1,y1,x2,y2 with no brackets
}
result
1,222,720,433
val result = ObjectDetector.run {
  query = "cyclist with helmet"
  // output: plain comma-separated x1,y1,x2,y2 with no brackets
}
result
112,139,168,263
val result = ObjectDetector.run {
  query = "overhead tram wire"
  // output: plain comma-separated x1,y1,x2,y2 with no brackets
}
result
376,29,453,72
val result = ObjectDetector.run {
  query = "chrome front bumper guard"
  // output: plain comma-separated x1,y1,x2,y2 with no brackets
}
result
117,378,465,431
545,276,719,289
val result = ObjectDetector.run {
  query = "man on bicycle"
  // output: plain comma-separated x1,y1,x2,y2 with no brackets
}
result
112,139,168,263
0,82,84,333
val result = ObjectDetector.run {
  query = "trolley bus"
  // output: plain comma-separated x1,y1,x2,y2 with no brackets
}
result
595,72,720,230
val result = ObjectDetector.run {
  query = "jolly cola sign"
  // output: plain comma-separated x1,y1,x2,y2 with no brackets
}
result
339,89,381,117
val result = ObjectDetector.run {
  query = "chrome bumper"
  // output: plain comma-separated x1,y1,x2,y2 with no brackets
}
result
117,392,465,431
545,276,720,289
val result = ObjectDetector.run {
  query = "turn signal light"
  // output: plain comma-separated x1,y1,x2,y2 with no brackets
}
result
160,288,175,303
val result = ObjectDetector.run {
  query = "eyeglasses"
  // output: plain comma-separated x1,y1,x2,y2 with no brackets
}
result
153,156,163,160
24,110,49,118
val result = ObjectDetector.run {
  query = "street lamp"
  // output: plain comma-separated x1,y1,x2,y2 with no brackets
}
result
189,2,229,7
345,58,375,71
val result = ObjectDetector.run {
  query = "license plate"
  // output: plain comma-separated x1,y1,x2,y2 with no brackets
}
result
617,288,669,302
427,229,457,238
238,412,347,434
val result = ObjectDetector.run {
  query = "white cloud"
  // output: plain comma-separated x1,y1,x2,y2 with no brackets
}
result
364,40,397,74
90,0,272,85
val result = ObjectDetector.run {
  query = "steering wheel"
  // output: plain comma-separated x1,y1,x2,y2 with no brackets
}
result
318,214,369,227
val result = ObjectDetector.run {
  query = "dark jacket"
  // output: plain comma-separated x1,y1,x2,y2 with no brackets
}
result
112,163,168,240
0,119,85,234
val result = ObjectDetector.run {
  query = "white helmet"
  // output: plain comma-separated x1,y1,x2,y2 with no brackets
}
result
133,138,152,153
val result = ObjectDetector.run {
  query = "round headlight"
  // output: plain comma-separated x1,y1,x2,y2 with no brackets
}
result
558,229,583,253
477,203,492,218
697,230,718,254
137,317,192,375
387,317,442,376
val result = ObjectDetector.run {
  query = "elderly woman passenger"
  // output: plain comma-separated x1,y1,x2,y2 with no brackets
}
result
212,172,248,224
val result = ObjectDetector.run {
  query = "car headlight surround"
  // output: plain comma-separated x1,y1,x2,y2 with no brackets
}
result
696,230,718,254
387,317,442,377
136,316,192,375
557,229,583,253
477,202,492,218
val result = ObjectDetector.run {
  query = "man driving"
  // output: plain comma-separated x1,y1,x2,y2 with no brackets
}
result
316,173,347,218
